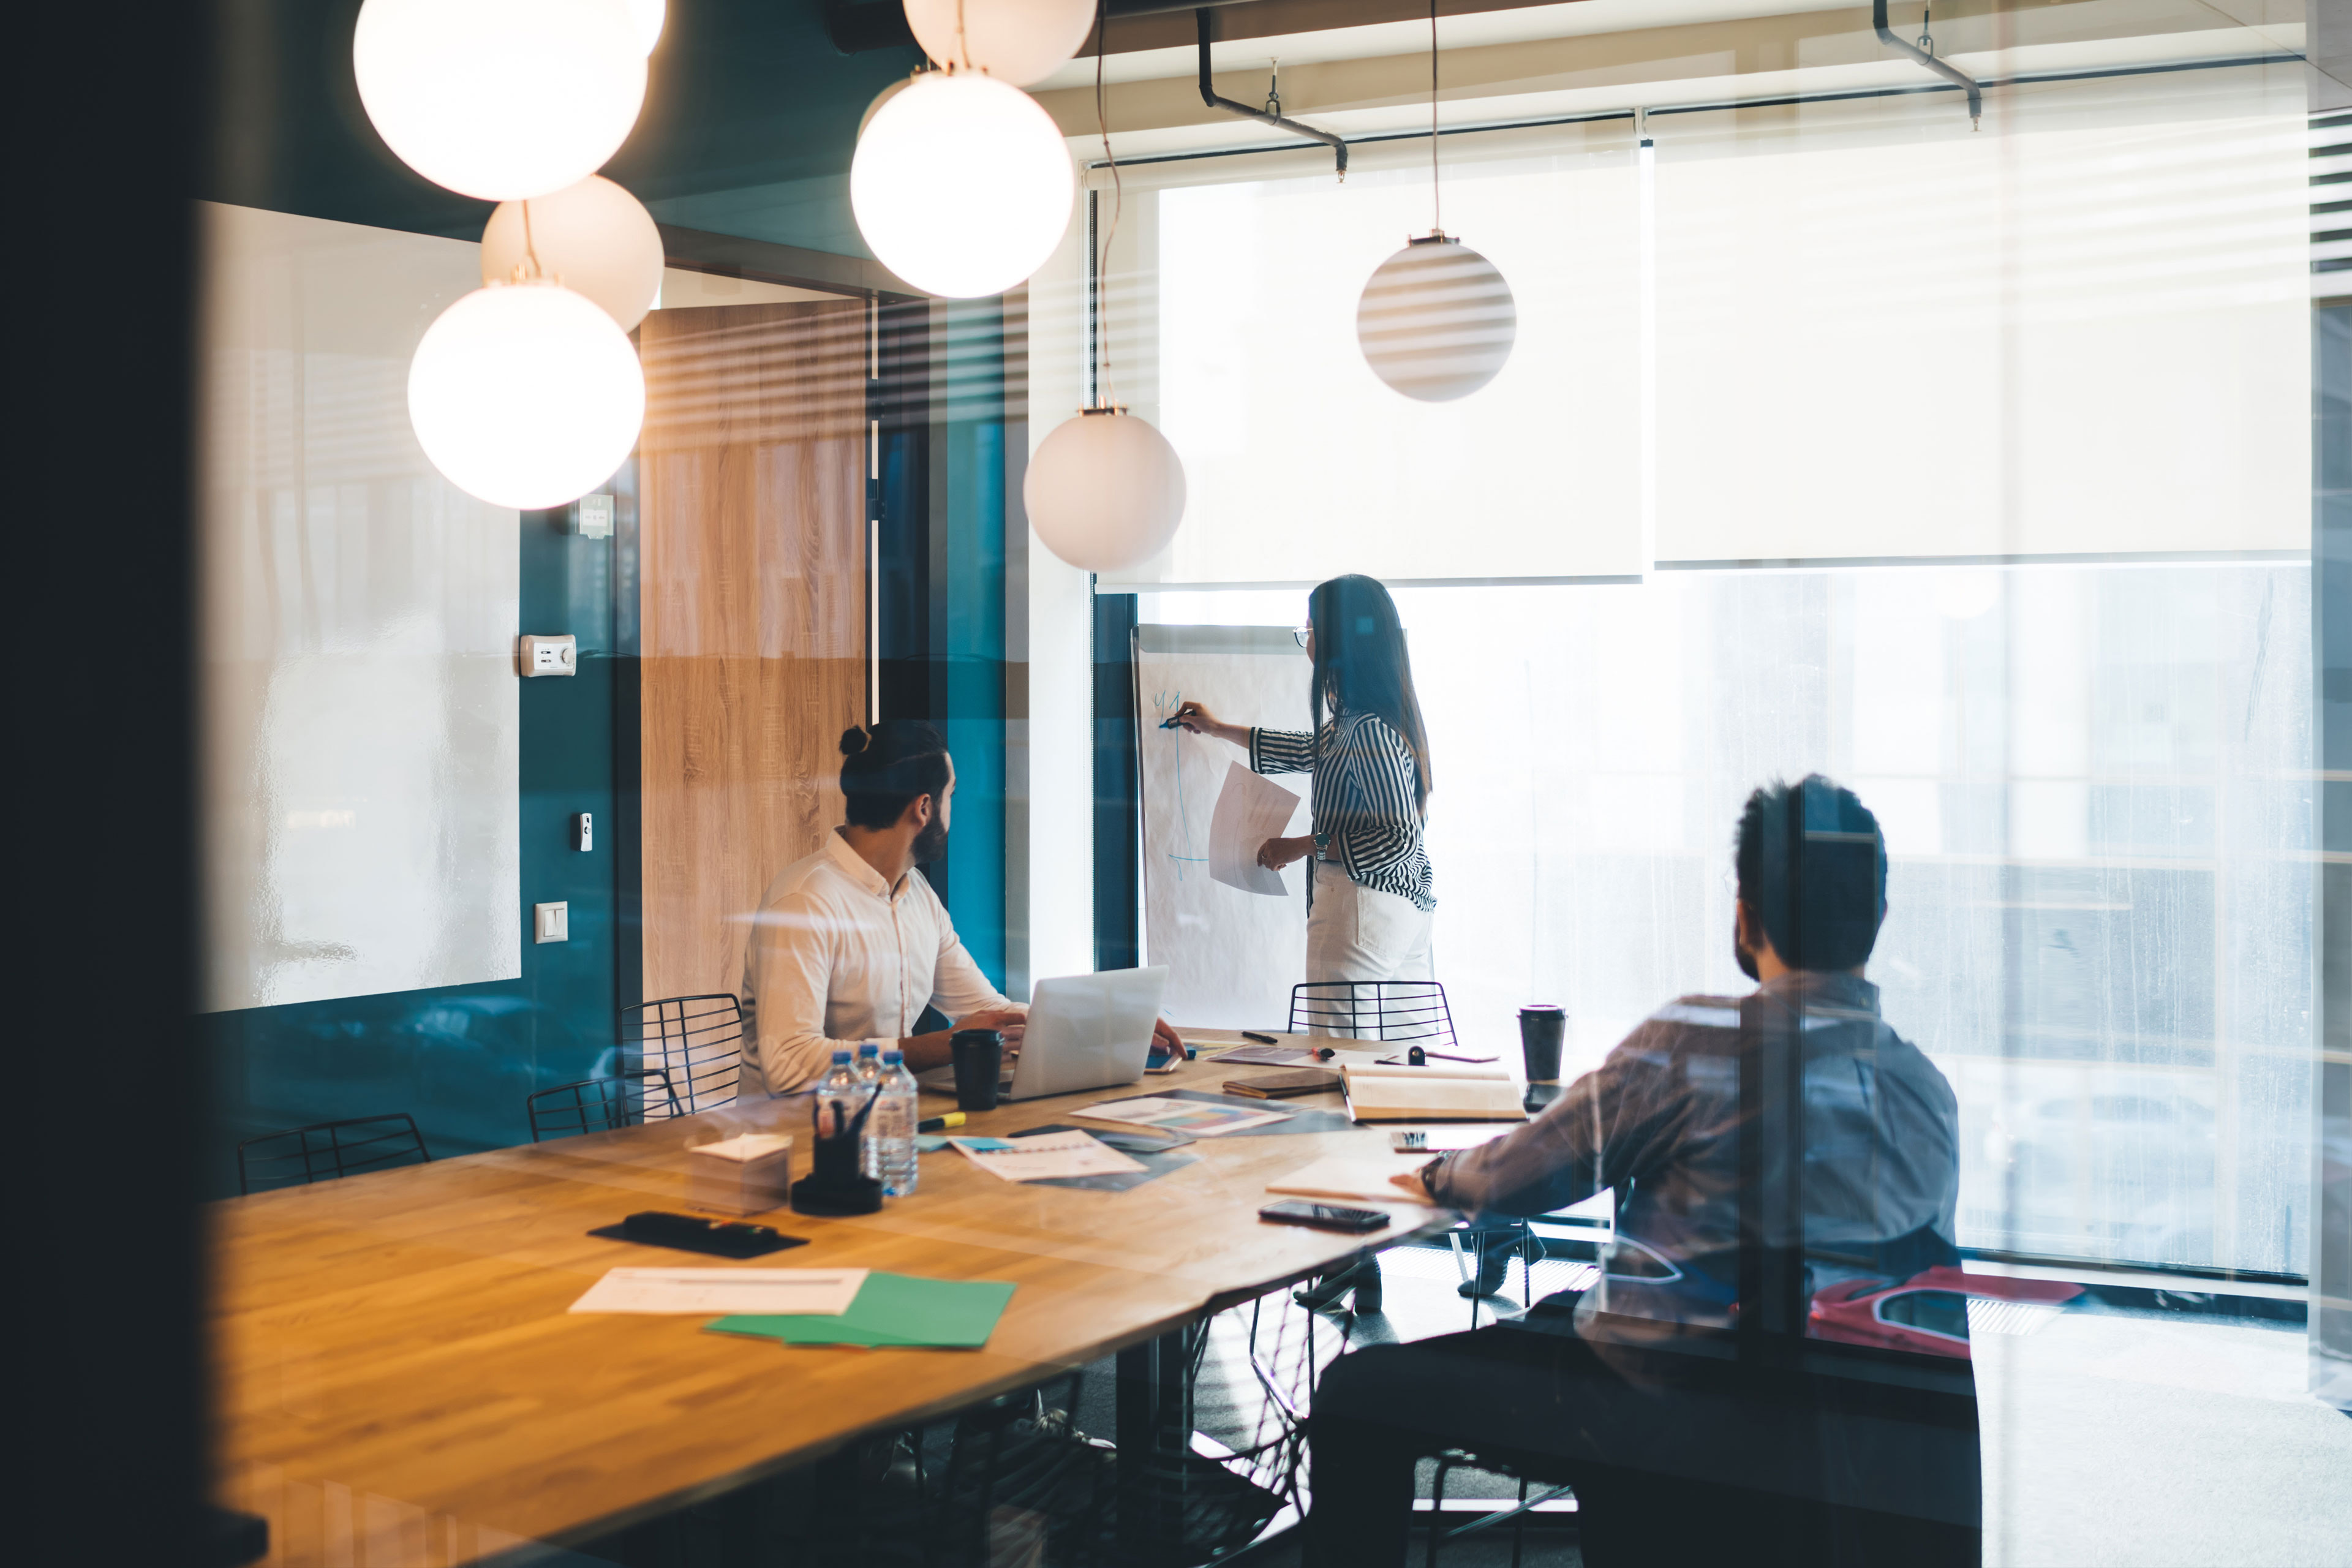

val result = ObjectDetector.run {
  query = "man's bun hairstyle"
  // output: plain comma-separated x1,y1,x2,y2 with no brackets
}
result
840,720,951,831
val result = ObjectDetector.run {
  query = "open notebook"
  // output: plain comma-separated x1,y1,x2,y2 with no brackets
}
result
1340,1062,1529,1123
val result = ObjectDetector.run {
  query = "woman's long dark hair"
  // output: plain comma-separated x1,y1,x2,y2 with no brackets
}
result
1308,574,1433,812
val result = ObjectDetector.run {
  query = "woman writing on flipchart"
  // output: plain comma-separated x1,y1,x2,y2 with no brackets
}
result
1172,573,1439,1315
1172,573,1438,988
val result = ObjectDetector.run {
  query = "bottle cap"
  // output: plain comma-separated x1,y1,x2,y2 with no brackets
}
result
881,1047,903,1064
857,1041,879,1057
831,1049,853,1064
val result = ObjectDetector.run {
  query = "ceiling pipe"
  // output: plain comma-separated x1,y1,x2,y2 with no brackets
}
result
1873,0,1981,127
1194,7,1348,177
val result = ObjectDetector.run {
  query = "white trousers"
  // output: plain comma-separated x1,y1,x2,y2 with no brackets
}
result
1305,861,1434,986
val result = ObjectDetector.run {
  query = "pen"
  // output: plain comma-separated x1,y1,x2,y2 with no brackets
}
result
917,1112,966,1134
1242,1031,1278,1044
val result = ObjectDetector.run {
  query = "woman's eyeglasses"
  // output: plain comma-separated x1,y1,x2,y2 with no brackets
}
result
1292,624,1313,649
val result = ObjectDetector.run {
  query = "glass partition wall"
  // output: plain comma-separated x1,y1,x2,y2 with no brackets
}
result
1097,58,2318,1280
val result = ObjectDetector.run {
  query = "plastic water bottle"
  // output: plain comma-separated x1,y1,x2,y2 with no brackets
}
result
814,1048,860,1139
855,1041,886,1178
874,1047,921,1197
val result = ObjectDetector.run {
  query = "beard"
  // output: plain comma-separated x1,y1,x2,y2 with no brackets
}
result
913,813,949,865
1733,930,1760,981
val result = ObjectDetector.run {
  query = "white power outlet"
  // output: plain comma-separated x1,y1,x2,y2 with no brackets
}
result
572,493,614,539
518,635,577,677
535,902,569,944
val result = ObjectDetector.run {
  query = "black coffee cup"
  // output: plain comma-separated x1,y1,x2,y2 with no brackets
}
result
1518,1005,1566,1084
951,1028,1004,1112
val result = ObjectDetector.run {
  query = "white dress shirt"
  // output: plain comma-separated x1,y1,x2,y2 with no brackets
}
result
738,829,1011,1095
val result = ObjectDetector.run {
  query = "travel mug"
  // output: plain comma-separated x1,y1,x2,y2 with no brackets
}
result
950,1028,1004,1112
1518,1005,1566,1084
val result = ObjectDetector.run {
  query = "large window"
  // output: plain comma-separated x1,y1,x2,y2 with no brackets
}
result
1110,59,2315,1276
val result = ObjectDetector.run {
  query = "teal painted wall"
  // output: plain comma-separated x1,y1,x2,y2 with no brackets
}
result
940,398,1009,986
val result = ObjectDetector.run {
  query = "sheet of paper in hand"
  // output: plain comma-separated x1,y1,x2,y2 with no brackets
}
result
1208,761,1304,897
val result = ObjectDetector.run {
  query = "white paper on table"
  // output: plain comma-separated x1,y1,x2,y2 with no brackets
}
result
951,1131,1147,1182
1076,1095,1296,1137
567,1267,869,1316
1267,1156,1441,1207
1207,762,1303,896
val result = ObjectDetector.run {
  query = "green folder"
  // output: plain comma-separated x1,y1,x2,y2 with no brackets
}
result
707,1272,1016,1349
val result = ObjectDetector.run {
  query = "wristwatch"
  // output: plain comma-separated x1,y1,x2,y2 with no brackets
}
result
1417,1156,1446,1202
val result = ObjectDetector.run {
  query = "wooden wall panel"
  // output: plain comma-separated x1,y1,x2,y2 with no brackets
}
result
638,300,869,1006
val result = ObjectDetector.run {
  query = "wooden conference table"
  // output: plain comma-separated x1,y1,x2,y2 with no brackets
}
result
211,1031,1463,1565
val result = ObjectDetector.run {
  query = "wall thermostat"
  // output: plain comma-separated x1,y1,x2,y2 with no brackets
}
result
518,635,577,677
571,493,614,539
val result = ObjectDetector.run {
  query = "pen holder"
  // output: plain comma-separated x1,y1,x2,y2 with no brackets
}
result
790,1085,884,1216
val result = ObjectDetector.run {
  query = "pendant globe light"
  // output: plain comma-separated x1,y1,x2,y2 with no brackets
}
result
903,0,1096,88
1355,1,1517,402
851,0,1076,300
480,175,665,331
625,0,666,55
352,0,647,203
410,281,646,511
1025,1,1186,574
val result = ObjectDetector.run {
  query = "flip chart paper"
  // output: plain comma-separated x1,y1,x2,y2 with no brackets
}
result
707,1273,1017,1348
568,1267,868,1315
1137,626,1313,1028
1208,762,1303,897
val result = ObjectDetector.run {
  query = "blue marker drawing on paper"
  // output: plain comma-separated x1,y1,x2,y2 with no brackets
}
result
1152,688,1208,881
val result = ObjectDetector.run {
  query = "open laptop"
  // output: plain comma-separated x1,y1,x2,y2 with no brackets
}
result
919,966,1169,1102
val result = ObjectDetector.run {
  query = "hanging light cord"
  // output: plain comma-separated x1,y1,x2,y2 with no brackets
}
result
519,198,543,282
1430,0,1441,235
956,0,971,70
1094,0,1123,409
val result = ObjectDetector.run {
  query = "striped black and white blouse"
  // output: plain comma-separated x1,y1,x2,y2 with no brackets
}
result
1250,710,1435,912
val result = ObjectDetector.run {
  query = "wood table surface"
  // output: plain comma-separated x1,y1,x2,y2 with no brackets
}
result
213,1031,1461,1566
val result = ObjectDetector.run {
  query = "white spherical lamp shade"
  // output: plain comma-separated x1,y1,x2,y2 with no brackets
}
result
1025,410,1187,573
481,176,665,330
626,0,665,54
903,0,1097,88
409,283,646,511
1355,236,1518,402
353,0,647,202
852,72,1073,298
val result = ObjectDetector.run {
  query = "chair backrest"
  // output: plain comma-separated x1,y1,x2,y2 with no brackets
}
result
237,1114,431,1196
620,993,745,1114
526,1069,680,1143
1287,981,1457,1047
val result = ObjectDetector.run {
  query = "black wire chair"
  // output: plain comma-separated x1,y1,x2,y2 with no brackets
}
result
526,1069,682,1142
236,1114,431,1196
1287,980,1458,1046
620,993,746,1115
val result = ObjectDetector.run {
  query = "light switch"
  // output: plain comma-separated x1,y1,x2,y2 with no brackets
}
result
518,635,577,677
575,812,593,852
571,493,614,539
535,901,569,944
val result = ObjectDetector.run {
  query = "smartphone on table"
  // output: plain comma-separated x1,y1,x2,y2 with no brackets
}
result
1258,1200,1390,1233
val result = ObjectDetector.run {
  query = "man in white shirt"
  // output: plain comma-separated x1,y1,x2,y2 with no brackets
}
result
739,721,1180,1095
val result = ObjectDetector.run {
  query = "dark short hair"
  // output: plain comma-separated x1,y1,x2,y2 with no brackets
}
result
840,721,951,831
1734,775,1887,971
